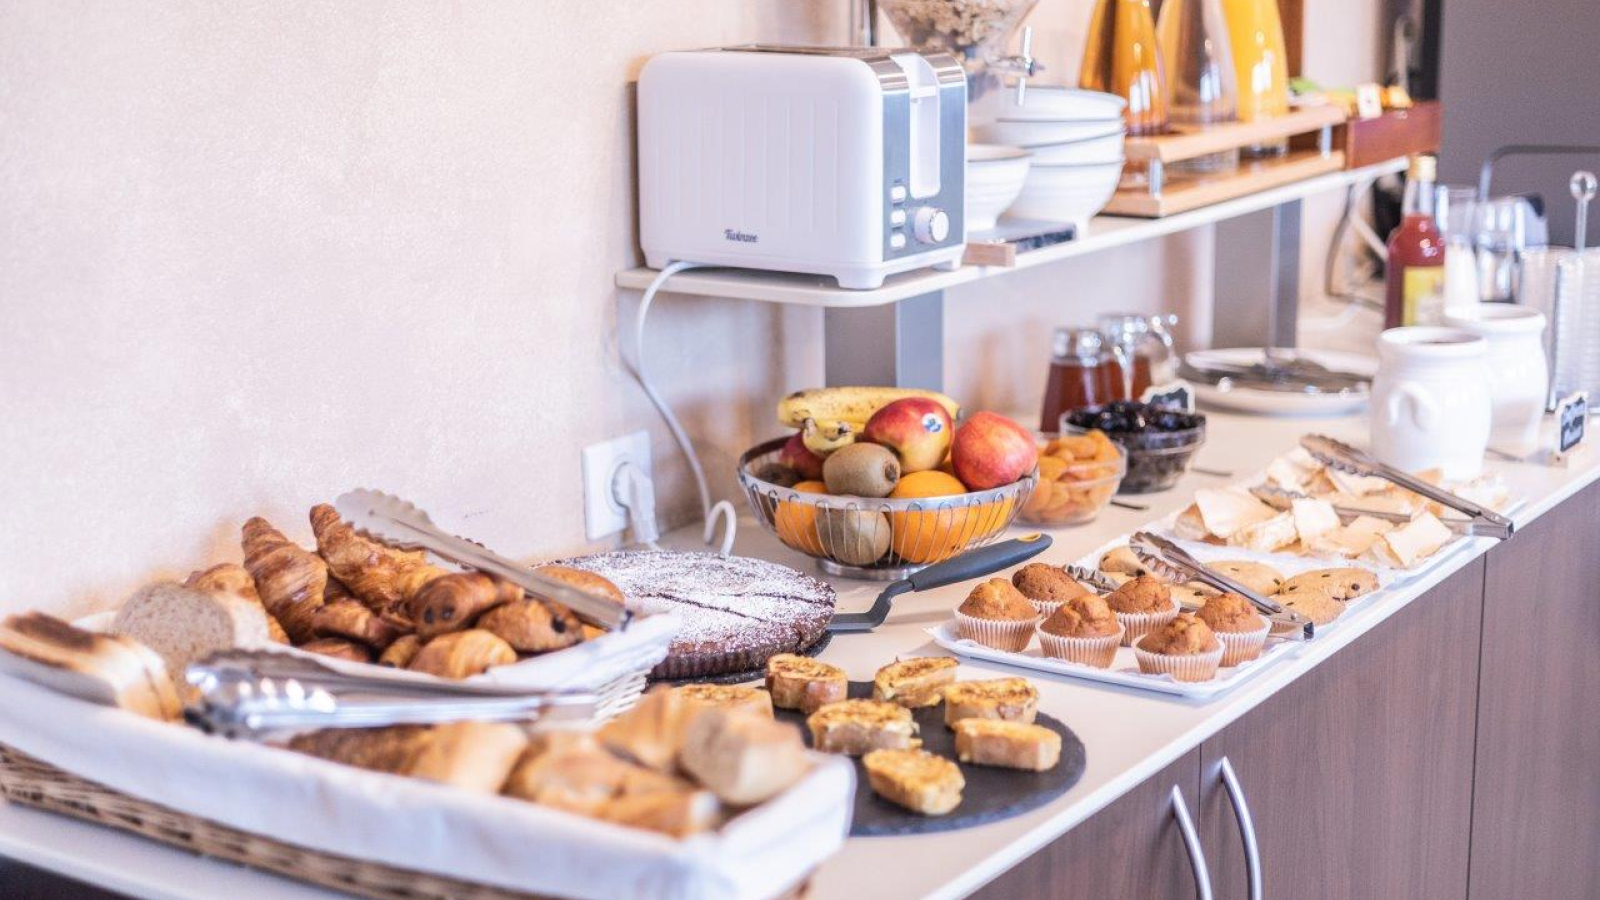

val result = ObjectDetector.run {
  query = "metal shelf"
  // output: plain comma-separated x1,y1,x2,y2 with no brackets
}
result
614,158,1406,308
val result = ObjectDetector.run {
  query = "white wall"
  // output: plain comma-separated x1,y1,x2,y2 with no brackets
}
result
0,1,1377,616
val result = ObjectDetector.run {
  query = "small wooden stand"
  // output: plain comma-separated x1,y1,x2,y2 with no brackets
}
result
1105,105,1347,218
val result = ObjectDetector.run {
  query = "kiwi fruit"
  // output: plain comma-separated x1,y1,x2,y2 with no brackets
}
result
822,510,891,566
822,443,901,497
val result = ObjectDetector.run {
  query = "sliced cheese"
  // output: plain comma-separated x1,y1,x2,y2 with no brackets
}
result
1305,515,1394,559
1290,498,1341,543
1265,456,1312,492
1172,504,1212,542
1230,511,1299,553
1327,468,1393,497
1372,512,1453,568
1193,488,1277,539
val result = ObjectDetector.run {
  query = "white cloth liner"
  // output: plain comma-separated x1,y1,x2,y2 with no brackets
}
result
0,672,855,900
74,604,682,695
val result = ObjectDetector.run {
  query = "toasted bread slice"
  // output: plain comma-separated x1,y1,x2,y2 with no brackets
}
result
807,699,919,756
765,653,846,713
872,657,958,708
0,612,180,721
863,748,963,816
943,678,1038,728
952,719,1061,771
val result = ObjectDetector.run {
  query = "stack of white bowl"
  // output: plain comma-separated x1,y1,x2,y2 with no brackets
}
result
970,87,1127,231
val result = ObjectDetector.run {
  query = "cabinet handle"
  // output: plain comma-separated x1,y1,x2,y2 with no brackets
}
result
1169,784,1214,900
1218,757,1263,900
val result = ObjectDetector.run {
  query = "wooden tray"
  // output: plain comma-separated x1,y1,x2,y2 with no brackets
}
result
0,744,811,900
1106,106,1347,218
1329,100,1442,170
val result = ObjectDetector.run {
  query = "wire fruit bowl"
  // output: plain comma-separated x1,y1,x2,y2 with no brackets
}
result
738,437,1038,581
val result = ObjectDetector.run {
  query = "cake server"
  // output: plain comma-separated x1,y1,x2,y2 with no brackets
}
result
1128,531,1313,640
1298,436,1514,539
333,489,630,630
1245,484,1486,536
185,650,597,739
829,534,1053,633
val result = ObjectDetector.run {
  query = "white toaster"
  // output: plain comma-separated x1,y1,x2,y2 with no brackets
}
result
637,45,967,290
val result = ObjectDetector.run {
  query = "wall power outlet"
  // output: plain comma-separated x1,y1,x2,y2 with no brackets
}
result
581,431,653,541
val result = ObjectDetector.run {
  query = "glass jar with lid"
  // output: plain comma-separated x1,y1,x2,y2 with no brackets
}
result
1040,327,1128,431
1098,312,1179,400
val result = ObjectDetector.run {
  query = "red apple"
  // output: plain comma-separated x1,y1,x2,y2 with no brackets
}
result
778,432,825,481
951,411,1038,490
862,398,954,473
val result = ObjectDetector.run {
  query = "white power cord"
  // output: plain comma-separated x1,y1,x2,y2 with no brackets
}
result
611,460,662,550
621,261,739,557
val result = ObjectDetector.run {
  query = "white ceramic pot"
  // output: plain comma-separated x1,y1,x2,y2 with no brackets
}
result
1444,305,1549,456
1371,327,1492,480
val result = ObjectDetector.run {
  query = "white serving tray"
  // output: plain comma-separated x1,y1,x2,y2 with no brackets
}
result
928,619,1303,700
0,671,854,900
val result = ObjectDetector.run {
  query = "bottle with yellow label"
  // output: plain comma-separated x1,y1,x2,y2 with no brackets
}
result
1385,155,1447,328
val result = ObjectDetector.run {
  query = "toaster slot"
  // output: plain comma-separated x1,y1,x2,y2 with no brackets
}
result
891,52,943,200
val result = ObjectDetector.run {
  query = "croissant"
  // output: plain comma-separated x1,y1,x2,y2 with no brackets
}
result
185,563,290,644
241,517,329,644
309,504,448,608
378,634,422,668
410,573,522,640
312,598,403,649
408,629,516,679
300,637,373,664
478,598,584,654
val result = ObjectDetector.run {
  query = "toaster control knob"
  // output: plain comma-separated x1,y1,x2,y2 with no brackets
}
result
913,207,950,244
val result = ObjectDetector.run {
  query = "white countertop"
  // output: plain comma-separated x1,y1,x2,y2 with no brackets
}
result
3,411,1597,900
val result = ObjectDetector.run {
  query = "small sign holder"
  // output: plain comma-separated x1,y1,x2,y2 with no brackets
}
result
1553,391,1588,467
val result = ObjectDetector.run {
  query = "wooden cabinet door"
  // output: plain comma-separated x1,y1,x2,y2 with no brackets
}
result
1470,482,1600,900
972,750,1205,900
1198,558,1484,900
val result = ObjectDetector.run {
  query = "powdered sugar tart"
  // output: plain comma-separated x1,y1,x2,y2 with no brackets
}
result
551,551,836,679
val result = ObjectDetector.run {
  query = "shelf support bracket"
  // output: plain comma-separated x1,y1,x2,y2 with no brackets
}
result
1212,201,1302,349
823,290,945,390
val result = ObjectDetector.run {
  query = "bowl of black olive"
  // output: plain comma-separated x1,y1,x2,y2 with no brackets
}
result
1061,401,1206,494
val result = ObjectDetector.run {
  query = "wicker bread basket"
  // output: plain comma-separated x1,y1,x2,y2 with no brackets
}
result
0,744,812,900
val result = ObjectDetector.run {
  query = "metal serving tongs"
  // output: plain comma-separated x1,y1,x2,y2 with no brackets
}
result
333,489,630,630
1245,484,1490,536
185,649,598,739
1128,531,1314,640
1299,436,1514,540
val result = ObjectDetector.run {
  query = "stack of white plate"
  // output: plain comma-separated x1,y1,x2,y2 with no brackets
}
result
965,144,1031,232
971,87,1127,230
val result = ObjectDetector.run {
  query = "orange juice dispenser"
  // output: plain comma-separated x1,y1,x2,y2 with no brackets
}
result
1221,0,1290,157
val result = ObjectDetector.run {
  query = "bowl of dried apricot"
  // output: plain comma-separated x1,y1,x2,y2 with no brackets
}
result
1017,428,1126,525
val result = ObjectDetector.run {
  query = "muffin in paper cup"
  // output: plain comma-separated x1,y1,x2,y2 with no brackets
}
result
1214,620,1271,667
1113,600,1180,647
1038,625,1124,669
1132,644,1225,682
955,611,1038,653
1028,598,1066,619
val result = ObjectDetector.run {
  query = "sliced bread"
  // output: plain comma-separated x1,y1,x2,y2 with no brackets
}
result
111,581,272,688
0,612,180,721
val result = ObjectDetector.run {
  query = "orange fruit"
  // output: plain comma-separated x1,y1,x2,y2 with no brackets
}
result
888,471,972,564
775,481,828,555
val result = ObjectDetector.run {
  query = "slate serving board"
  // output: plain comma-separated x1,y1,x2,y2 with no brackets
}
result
775,681,1087,836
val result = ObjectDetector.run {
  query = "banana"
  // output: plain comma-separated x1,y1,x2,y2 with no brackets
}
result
800,418,856,455
776,387,962,431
